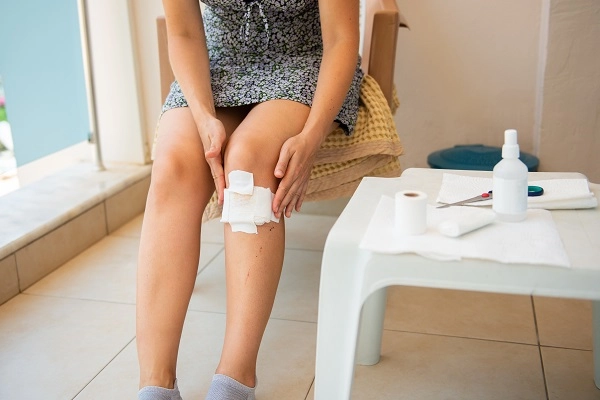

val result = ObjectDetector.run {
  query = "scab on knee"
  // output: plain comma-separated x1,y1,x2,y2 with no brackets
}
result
220,170,280,234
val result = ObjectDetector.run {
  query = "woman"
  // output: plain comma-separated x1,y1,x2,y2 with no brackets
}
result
137,0,362,398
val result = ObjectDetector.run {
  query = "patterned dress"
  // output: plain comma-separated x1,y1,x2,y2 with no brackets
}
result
162,0,364,134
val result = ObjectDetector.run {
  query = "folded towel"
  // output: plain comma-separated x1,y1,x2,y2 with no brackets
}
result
360,196,570,267
436,173,598,210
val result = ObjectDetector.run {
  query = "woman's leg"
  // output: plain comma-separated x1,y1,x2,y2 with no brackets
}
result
214,100,312,388
137,105,249,389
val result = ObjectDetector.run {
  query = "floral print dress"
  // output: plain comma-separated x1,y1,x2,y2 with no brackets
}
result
162,0,363,134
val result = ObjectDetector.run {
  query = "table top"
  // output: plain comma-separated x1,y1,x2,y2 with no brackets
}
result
326,168,600,299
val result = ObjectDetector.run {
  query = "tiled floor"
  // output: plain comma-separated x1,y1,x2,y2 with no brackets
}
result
0,213,598,400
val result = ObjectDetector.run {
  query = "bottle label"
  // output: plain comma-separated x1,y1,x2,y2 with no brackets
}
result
492,177,527,215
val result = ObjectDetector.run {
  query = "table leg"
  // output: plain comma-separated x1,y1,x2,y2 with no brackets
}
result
357,287,388,365
594,300,600,389
314,249,370,400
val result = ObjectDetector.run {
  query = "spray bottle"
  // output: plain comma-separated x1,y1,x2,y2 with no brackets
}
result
492,129,528,222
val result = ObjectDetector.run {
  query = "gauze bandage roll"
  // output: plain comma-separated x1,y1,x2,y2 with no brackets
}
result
395,190,428,235
221,170,280,234
438,208,496,238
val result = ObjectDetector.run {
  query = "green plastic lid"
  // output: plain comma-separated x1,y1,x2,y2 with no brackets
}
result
427,144,539,172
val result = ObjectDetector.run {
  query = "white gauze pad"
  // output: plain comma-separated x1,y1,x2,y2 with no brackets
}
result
220,170,280,234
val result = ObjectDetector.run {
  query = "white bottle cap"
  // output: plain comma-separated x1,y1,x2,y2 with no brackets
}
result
502,129,520,159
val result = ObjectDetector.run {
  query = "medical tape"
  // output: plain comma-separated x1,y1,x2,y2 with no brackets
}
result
220,170,280,234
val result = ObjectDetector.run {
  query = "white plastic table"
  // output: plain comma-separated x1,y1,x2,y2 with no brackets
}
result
314,168,600,399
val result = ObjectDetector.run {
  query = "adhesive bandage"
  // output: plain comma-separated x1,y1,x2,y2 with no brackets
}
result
220,170,280,234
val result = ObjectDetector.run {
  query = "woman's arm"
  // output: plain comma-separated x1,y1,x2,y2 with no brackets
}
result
162,0,227,202
273,0,360,217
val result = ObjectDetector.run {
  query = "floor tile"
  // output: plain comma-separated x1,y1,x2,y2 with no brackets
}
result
541,347,600,400
534,296,592,350
349,331,546,400
0,294,135,400
24,235,223,304
201,218,225,244
76,311,316,400
190,249,321,323
384,286,538,344
284,214,337,251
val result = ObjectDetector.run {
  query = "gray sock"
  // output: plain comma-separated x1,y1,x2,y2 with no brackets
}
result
138,379,183,400
205,374,256,400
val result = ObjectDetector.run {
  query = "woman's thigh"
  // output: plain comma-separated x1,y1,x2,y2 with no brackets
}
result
223,100,311,191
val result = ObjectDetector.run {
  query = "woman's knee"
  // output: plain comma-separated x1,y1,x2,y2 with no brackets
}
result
149,146,213,207
223,133,279,189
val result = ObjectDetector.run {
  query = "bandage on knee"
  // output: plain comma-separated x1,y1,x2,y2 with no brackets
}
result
220,170,280,234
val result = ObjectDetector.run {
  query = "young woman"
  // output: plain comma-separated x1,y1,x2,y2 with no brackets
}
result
136,0,362,398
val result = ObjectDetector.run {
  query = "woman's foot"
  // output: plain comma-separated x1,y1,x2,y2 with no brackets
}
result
205,374,256,400
138,379,183,400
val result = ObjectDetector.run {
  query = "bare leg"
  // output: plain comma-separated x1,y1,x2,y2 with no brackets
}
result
214,100,312,388
137,106,248,389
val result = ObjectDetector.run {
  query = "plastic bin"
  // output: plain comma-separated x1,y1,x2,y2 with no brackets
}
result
427,144,539,172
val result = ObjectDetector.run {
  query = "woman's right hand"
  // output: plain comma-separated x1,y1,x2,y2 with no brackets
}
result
199,117,227,205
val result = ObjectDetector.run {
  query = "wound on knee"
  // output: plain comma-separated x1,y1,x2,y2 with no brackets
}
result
220,170,280,234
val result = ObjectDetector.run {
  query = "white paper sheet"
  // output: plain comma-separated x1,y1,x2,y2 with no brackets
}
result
436,174,597,209
360,196,571,268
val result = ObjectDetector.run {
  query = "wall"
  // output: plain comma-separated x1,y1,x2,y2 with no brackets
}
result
395,0,600,182
129,0,165,151
86,0,148,165
394,0,543,170
538,0,600,181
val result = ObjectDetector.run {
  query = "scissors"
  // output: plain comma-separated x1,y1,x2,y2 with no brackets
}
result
437,185,544,208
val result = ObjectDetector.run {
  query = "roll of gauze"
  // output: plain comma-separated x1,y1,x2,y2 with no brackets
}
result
395,190,428,235
221,170,279,234
438,209,496,238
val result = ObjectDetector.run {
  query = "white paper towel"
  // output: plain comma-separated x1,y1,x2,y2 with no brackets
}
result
437,173,598,209
395,190,428,235
360,195,570,268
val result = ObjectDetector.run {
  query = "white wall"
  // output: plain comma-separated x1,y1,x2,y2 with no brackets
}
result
129,0,165,152
87,0,148,165
394,0,543,168
394,0,600,182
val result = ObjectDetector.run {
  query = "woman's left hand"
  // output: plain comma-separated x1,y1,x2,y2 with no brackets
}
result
273,132,322,218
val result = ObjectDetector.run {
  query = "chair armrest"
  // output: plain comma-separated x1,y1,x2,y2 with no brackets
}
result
362,0,408,109
157,16,175,102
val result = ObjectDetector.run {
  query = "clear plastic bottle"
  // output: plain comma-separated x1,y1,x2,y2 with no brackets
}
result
492,129,528,222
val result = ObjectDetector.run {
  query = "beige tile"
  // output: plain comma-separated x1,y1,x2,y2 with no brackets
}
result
201,218,225,244
76,311,316,400
0,254,18,305
111,213,144,238
349,331,546,400
533,296,592,350
284,214,337,251
384,286,538,344
16,204,107,290
25,236,223,305
0,294,135,400
105,176,150,233
299,197,350,217
542,347,600,400
189,249,321,322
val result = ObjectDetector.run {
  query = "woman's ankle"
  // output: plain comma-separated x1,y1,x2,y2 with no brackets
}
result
139,373,177,390
214,367,255,388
